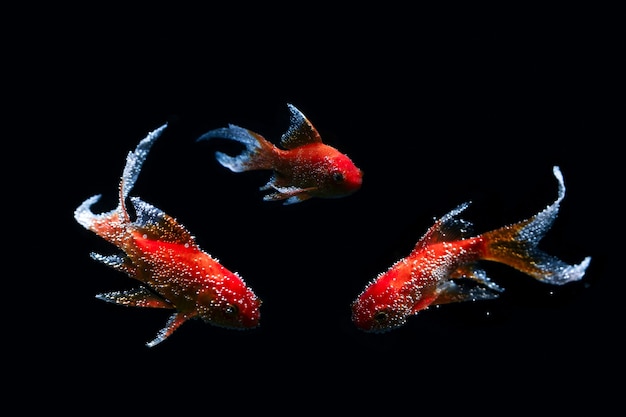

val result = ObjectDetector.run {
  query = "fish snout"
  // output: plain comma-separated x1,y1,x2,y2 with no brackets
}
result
340,166,363,195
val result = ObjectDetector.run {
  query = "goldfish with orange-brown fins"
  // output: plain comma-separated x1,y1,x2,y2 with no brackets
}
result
351,166,591,333
75,123,261,347
196,103,363,204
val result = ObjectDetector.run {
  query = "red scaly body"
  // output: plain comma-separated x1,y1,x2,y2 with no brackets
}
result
352,167,591,333
197,103,363,204
75,123,261,347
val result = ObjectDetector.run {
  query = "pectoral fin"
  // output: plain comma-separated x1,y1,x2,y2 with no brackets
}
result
146,311,197,348
95,287,173,309
261,181,316,205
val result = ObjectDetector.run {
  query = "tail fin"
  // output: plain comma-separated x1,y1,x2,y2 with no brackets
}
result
74,123,167,237
119,123,167,209
196,124,276,172
483,166,591,285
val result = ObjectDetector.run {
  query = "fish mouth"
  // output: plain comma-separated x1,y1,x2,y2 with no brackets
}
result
346,170,364,192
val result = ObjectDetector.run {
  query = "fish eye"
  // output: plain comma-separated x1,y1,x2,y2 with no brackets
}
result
373,310,388,323
224,303,239,316
332,171,344,182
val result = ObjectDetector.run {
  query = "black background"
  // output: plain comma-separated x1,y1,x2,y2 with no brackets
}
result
12,4,620,413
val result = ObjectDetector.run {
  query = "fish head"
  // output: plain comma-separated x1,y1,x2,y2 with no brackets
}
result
311,146,363,198
196,276,261,330
351,282,411,333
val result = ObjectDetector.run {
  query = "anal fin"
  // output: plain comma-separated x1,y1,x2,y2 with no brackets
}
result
146,311,196,348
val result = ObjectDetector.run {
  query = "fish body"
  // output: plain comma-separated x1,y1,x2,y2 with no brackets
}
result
197,103,363,204
75,124,261,347
351,166,591,333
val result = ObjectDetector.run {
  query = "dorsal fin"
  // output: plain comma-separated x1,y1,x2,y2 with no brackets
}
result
411,202,473,255
130,197,197,246
280,103,323,149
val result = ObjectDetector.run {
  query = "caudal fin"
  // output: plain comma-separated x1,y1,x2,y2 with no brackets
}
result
483,166,591,285
74,123,167,238
196,124,275,172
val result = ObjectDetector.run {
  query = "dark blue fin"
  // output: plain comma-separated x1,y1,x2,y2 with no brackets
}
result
130,197,197,246
484,166,591,285
280,103,323,149
410,202,473,255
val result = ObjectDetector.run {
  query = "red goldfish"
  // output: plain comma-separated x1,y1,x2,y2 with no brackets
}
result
196,103,363,204
351,166,591,333
74,123,261,347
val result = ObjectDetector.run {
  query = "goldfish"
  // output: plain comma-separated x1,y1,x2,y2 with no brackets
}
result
196,103,363,204
351,166,591,333
74,123,261,347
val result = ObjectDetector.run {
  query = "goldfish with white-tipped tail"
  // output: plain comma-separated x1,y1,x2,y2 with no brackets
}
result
351,166,591,333
75,123,261,347
196,103,363,205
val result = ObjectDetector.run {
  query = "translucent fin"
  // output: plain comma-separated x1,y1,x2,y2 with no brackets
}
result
197,124,261,149
130,197,197,245
450,264,504,293
146,311,195,348
411,202,473,255
280,103,323,149
75,123,167,231
120,123,167,202
259,175,278,191
197,124,265,172
261,184,315,205
95,288,173,309
484,166,591,285
516,165,566,244
74,194,118,230
90,252,136,276
283,195,312,205
74,194,126,243
430,280,503,306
